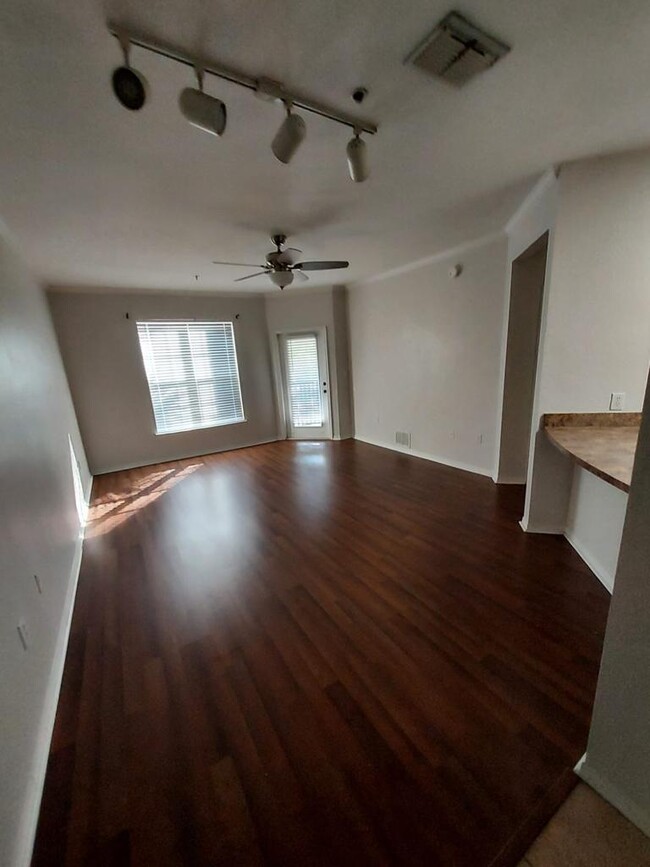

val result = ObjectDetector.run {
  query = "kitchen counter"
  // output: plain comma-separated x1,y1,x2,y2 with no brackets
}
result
544,412,641,493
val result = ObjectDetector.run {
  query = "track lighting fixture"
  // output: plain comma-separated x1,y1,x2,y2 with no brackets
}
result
346,131,369,182
111,35,147,111
271,103,306,164
270,271,294,289
107,26,378,178
178,67,227,137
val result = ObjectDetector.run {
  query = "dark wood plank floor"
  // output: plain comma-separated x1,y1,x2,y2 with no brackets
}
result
33,440,610,867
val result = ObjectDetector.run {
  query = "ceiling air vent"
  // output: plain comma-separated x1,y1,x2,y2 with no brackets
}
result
406,11,510,87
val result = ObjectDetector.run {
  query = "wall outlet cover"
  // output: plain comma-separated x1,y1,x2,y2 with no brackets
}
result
609,392,625,411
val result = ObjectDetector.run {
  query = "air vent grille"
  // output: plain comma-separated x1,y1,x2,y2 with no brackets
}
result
406,11,510,87
395,431,411,448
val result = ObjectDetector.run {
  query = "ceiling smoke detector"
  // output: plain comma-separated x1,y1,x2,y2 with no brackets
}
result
406,11,510,87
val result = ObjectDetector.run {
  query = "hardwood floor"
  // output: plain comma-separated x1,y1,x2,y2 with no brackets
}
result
33,440,610,866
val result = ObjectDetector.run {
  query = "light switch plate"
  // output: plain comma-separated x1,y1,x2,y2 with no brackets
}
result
609,392,625,411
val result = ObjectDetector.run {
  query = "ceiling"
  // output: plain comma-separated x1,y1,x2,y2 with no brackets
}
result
1,0,650,292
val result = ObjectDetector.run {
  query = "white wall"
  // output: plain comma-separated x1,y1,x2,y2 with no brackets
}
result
49,290,279,474
564,466,627,592
331,287,354,440
523,150,650,586
348,234,508,476
264,287,353,440
0,232,91,867
577,371,650,836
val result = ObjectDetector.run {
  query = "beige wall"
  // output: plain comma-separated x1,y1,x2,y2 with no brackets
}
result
348,235,508,475
0,232,91,867
49,290,279,474
523,150,650,586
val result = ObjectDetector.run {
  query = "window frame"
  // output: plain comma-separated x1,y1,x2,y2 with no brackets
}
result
135,319,246,436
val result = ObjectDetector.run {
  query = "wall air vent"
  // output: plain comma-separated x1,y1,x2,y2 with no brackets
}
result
406,11,510,87
395,431,412,448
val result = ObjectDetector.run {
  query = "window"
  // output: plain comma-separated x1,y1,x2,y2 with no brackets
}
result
284,334,322,427
68,435,87,528
136,321,245,435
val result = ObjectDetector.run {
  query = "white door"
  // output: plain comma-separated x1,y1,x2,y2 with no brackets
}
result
280,330,332,439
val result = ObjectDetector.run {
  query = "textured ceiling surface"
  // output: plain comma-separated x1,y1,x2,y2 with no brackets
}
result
1,0,650,291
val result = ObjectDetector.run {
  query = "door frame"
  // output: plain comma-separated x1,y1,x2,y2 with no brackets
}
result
274,326,333,440
494,231,549,485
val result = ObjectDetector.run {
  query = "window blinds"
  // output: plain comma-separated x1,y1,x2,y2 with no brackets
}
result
136,321,244,435
285,334,322,427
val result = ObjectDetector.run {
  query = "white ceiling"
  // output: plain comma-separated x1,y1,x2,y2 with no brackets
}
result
1,0,650,292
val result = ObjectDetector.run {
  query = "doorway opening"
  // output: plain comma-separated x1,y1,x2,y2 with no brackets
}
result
496,232,549,487
278,329,332,440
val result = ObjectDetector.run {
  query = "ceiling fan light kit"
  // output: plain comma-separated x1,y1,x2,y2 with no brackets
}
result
270,271,294,288
108,25,376,181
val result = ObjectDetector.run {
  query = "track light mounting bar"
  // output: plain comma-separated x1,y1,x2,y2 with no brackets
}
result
108,24,378,135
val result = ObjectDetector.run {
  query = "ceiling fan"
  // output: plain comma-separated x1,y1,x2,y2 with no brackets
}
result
212,234,349,289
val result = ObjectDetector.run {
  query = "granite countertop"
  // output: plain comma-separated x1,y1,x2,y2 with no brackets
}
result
544,412,641,493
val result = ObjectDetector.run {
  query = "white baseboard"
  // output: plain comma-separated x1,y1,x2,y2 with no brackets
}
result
354,436,491,478
94,437,282,475
519,518,565,534
15,528,87,867
576,755,650,838
564,530,614,593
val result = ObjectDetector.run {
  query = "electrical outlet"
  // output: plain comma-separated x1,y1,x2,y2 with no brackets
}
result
609,392,625,411
17,620,29,651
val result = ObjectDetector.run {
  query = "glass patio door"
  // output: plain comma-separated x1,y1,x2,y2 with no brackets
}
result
280,331,332,439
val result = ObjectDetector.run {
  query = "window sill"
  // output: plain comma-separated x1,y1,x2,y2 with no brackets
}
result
154,418,247,437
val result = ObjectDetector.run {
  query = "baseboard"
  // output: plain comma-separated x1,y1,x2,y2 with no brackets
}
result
576,755,650,838
519,518,565,534
354,436,491,478
93,437,282,475
564,531,614,593
15,528,87,867
494,475,527,485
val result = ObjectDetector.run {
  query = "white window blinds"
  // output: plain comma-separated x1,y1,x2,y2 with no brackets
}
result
136,321,245,435
285,334,322,427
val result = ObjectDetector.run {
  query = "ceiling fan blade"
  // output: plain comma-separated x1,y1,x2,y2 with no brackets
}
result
294,260,349,271
234,271,269,282
293,270,309,282
212,260,265,268
285,247,302,254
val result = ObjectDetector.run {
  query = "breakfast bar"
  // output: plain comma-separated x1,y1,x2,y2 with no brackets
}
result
544,412,641,493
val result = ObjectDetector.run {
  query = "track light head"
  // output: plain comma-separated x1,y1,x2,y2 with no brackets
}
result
111,36,148,111
271,103,306,164
112,66,148,110
179,87,227,136
346,132,369,182
270,271,294,289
